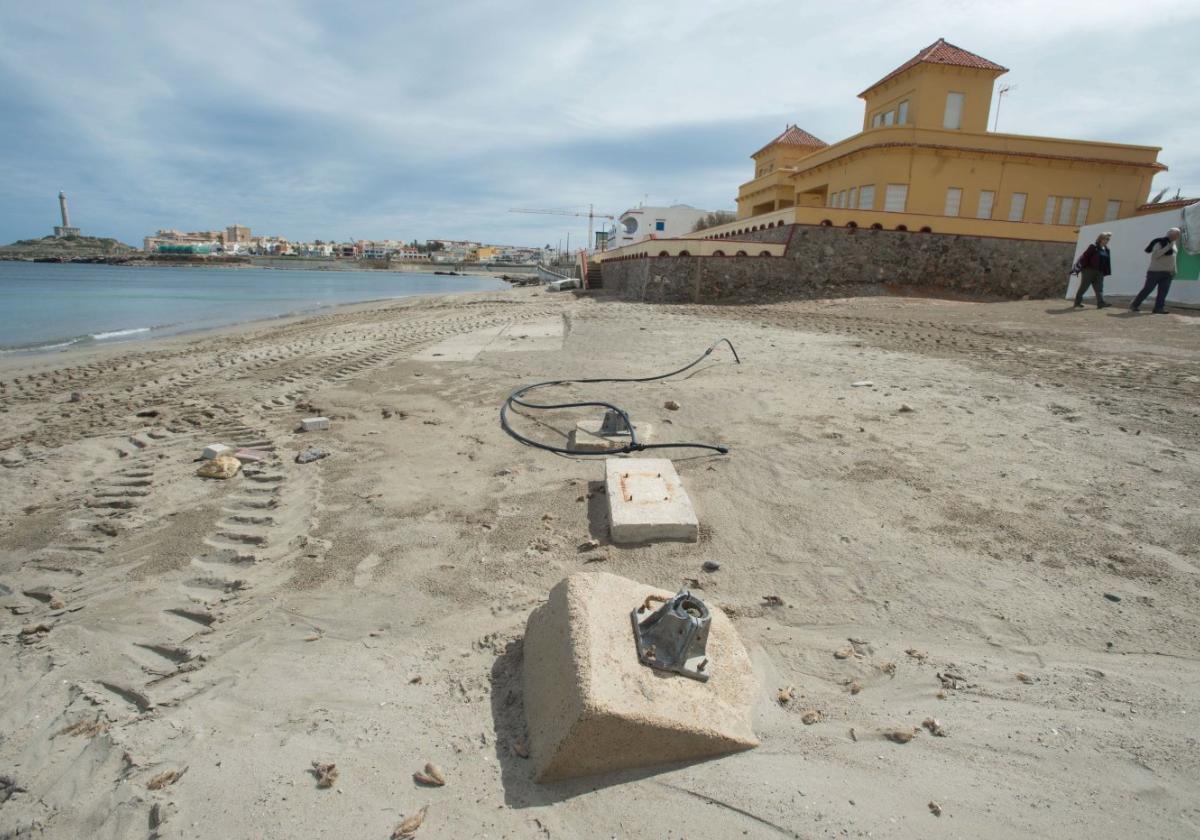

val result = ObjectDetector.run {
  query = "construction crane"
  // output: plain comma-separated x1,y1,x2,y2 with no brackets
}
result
509,205,616,252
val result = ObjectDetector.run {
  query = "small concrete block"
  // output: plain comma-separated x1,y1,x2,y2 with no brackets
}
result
523,571,757,782
568,421,653,453
605,458,698,543
201,443,232,460
300,416,330,432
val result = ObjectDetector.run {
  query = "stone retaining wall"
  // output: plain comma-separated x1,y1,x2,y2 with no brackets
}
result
601,223,1074,303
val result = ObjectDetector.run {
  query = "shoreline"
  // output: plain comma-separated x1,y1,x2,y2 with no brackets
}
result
0,285,523,377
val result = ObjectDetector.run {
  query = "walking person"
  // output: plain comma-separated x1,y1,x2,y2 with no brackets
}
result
1073,232,1113,308
1131,227,1181,314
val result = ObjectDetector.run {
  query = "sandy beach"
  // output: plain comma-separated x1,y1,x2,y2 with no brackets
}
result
1,286,1199,839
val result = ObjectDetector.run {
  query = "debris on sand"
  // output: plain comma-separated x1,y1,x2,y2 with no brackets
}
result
413,762,445,787
19,623,52,642
56,717,107,738
295,447,330,464
905,648,928,662
147,767,187,790
311,761,339,789
1016,672,1034,684
702,560,721,572
762,594,784,607
929,801,943,817
392,806,428,838
663,400,680,411
937,671,967,690
899,403,915,413
777,686,795,705
883,728,916,744
196,455,241,479
801,709,823,725
833,647,855,660
922,717,948,737
848,681,863,695
578,537,601,552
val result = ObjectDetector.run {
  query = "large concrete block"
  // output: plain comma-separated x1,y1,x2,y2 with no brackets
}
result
605,458,698,543
201,443,232,460
300,416,330,432
522,572,757,782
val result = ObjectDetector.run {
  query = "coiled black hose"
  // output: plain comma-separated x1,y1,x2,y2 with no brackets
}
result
499,338,740,456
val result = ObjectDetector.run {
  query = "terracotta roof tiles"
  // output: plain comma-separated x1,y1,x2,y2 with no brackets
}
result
753,125,827,158
860,38,1007,97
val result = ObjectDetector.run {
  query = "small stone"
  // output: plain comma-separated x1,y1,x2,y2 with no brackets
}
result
800,709,822,725
848,681,862,695
899,403,914,413
295,448,330,464
663,400,680,411
851,381,873,388
202,443,233,460
922,717,948,737
69,392,84,402
196,455,241,479
883,729,915,744
833,647,854,660
929,801,942,817
1103,592,1121,603
702,560,721,572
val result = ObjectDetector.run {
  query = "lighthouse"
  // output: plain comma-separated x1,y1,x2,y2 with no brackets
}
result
54,191,81,238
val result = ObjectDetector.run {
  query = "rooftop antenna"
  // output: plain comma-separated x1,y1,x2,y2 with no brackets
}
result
992,84,1016,132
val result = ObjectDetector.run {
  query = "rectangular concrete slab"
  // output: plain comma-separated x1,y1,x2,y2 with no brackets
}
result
300,417,330,431
413,318,564,361
522,571,758,782
605,458,698,543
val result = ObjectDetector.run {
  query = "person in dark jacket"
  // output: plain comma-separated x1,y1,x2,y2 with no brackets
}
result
1073,232,1113,309
1130,227,1181,313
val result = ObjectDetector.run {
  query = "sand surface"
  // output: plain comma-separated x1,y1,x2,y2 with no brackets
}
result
1,288,1199,839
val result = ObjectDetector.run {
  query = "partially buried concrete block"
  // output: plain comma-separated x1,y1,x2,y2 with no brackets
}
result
569,418,654,452
606,458,698,543
522,571,757,782
300,416,330,432
202,443,232,460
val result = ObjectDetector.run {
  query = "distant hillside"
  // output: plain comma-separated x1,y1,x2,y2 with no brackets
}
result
0,235,137,260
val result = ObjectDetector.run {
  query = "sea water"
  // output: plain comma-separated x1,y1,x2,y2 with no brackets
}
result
0,262,508,352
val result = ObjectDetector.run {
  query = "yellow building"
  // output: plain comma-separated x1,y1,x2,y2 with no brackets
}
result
730,39,1165,242
476,246,501,262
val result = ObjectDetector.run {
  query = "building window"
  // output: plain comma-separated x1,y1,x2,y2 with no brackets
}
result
848,187,858,209
1074,199,1090,226
1043,196,1058,225
885,184,908,212
1057,197,1075,226
655,220,666,232
944,187,963,217
839,190,847,208
977,190,995,219
859,185,876,210
897,100,909,124
871,113,882,128
1009,192,1027,222
827,192,835,208
943,92,964,130
883,110,895,126
1105,199,1121,221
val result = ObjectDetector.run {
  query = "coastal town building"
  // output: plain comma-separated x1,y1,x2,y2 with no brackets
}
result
606,204,713,249
720,38,1165,243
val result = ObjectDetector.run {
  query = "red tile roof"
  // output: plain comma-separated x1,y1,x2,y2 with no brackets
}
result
859,38,1007,97
753,125,827,158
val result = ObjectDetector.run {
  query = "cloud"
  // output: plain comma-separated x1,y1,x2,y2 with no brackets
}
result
0,0,1195,246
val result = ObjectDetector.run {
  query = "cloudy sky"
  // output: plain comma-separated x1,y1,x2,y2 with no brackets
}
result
1,0,1195,248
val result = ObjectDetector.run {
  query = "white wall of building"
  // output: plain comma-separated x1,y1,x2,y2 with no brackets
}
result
1067,205,1200,305
608,204,711,249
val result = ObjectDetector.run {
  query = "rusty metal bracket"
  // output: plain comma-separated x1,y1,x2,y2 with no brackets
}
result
631,589,712,682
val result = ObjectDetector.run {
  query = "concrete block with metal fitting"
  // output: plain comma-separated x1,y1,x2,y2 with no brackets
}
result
521,571,757,782
605,457,698,543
